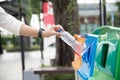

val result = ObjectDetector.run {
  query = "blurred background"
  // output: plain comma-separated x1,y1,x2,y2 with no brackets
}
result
0,0,120,80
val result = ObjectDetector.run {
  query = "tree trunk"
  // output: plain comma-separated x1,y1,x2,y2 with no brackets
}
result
51,0,79,66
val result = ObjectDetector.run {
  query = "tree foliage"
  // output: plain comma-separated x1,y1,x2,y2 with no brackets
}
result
30,0,41,14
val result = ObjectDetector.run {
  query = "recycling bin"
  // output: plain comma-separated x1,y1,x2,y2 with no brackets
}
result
91,26,120,80
74,34,98,80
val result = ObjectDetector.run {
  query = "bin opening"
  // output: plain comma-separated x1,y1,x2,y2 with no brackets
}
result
100,43,109,68
87,47,90,62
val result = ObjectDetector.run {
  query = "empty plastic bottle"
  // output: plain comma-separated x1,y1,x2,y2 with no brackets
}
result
58,29,86,56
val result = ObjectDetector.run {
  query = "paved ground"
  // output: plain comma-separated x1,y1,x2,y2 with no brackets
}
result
0,47,55,80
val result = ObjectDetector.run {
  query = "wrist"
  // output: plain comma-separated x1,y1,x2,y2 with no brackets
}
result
38,28,45,38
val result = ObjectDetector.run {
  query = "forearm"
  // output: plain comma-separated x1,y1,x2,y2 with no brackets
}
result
0,7,63,37
20,24,62,38
20,24,53,37
20,24,39,37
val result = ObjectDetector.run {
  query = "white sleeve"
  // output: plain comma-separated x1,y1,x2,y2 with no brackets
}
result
0,7,24,35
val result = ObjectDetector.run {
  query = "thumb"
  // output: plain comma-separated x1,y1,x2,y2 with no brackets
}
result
54,32,61,37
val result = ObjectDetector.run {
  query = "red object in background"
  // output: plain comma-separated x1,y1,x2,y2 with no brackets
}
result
43,2,48,13
43,14,55,27
43,2,55,27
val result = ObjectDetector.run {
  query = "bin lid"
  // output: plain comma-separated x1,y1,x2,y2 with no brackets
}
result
92,26,120,41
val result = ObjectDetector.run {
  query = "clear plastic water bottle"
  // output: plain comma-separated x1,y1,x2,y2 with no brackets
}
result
58,29,86,56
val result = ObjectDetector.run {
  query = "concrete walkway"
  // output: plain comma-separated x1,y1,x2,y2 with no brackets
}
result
0,47,56,80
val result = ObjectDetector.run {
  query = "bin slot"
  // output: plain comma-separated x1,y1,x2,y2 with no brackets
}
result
87,47,90,62
100,44,109,68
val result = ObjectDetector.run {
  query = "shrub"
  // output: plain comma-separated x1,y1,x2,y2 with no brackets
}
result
44,74,75,80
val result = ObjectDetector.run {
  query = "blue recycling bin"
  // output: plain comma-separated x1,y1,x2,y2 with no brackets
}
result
76,34,98,80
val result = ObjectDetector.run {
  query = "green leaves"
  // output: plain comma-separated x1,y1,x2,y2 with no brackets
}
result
30,0,41,14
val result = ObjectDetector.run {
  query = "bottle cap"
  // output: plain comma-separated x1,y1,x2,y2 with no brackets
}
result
58,29,62,32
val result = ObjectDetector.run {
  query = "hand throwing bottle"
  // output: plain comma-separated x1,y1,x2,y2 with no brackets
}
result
58,29,86,56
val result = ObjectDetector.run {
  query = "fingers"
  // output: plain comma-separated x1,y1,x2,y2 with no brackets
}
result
52,24,64,31
43,24,64,37
55,24,64,37
56,32,61,38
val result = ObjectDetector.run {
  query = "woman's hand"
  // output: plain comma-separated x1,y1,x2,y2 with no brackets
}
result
42,25,64,37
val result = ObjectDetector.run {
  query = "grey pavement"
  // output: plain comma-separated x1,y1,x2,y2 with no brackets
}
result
0,47,56,80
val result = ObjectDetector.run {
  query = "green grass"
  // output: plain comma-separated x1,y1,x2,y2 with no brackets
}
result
44,74,75,80
3,45,40,52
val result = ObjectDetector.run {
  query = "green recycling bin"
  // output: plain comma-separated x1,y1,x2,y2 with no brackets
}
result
91,26,120,80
